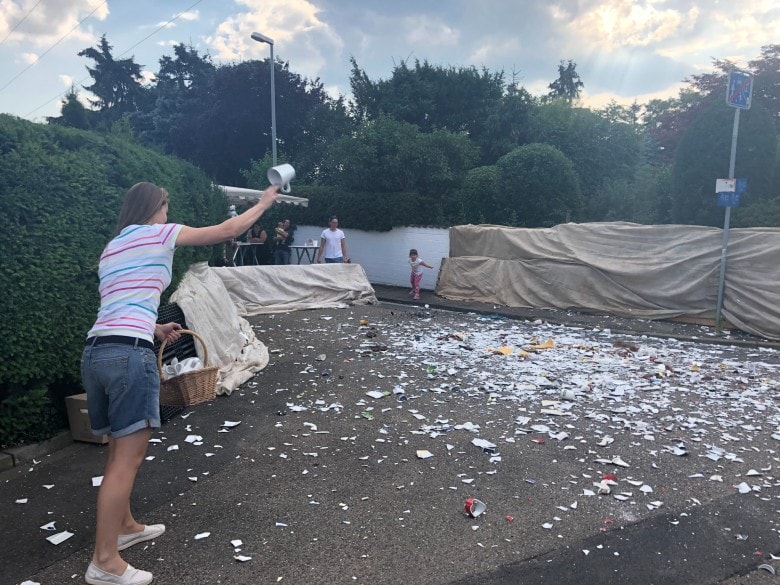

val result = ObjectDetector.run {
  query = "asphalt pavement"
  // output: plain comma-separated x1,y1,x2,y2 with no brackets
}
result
4,285,780,585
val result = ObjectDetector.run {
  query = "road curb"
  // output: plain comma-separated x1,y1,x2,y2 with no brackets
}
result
0,431,74,470
0,451,13,472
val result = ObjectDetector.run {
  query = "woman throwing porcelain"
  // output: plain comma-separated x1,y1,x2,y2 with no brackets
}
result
81,182,278,585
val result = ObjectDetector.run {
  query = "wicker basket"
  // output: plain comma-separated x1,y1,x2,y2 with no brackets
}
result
157,329,218,406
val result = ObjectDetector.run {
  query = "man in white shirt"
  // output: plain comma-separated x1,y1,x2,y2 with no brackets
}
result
316,216,349,263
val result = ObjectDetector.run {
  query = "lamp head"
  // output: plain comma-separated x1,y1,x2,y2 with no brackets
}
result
251,32,274,45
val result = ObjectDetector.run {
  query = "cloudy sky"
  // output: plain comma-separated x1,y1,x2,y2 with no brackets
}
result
0,0,776,121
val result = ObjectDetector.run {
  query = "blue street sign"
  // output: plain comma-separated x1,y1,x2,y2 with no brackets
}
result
715,178,746,207
727,70,753,109
717,192,740,207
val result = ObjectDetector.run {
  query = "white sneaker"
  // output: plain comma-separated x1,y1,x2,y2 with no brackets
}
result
85,562,153,585
117,524,166,551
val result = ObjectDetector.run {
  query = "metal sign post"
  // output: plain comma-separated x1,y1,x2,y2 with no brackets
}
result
715,70,753,331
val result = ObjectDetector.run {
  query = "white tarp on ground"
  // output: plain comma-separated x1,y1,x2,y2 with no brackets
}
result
211,263,378,316
436,222,780,340
170,263,268,395
169,262,377,394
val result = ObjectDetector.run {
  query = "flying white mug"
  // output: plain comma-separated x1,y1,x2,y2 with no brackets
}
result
267,164,295,194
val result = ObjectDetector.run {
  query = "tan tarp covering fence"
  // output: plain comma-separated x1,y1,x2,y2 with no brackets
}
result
436,223,780,340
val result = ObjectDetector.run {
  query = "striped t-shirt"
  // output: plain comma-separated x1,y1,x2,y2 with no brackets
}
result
87,223,183,342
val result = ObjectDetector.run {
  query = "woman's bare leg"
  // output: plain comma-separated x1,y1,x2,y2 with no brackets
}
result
91,428,151,574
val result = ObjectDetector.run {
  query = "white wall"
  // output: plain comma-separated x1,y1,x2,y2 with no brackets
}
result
292,225,449,290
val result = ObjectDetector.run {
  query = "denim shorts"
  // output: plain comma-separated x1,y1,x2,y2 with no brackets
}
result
324,257,343,263
80,343,161,438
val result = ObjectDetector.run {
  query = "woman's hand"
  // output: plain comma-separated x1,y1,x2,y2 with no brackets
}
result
257,184,280,211
155,322,182,343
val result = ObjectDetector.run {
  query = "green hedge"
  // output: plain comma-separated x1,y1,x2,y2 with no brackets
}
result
0,116,454,447
0,115,225,447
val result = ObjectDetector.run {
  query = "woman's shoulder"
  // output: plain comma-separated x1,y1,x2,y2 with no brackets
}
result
119,223,181,238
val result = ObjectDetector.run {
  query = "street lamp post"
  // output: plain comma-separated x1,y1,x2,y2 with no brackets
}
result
250,32,277,166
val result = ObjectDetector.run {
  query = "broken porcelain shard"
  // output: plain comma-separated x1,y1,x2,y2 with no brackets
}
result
560,388,576,401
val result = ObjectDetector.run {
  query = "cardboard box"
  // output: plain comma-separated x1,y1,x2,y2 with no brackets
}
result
65,393,108,444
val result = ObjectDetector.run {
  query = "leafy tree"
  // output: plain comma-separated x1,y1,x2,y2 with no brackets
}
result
671,100,777,225
478,84,535,164
453,165,499,224
685,47,780,129
156,58,347,186
528,102,641,219
288,92,355,185
733,178,780,228
71,40,350,186
77,35,147,125
494,143,583,227
547,60,583,103
600,100,642,126
349,57,378,121
644,45,780,165
133,44,216,149
348,58,504,142
319,113,477,197
46,86,91,130
642,89,718,165
749,44,780,129
652,166,675,224
146,59,291,184
589,163,669,224
61,34,778,233
157,43,215,91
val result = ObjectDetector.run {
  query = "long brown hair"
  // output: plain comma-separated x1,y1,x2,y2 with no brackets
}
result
114,182,169,235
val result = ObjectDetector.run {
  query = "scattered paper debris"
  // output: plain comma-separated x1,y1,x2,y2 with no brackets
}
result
471,438,497,450
46,531,74,545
